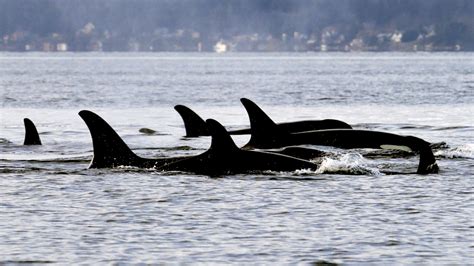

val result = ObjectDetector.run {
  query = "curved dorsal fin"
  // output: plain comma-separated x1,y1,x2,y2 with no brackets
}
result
240,98,285,149
79,110,141,168
403,136,439,175
174,105,209,137
23,118,42,145
205,119,240,153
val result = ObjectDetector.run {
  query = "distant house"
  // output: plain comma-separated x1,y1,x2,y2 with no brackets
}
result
214,40,228,53
57,43,68,52
349,38,364,51
42,42,54,52
391,32,403,43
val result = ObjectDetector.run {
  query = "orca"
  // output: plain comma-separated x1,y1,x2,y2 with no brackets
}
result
174,105,212,137
79,110,186,168
240,98,439,175
264,146,329,161
79,110,317,175
174,102,351,137
175,103,330,161
155,119,318,175
23,118,42,145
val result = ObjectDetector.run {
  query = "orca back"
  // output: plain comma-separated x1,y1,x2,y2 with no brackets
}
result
157,119,240,175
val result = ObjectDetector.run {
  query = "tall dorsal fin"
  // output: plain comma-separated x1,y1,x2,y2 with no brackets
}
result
79,110,141,168
174,105,209,137
240,98,285,149
23,118,42,145
205,119,240,153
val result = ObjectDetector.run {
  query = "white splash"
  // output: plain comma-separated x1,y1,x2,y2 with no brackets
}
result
435,144,474,159
315,153,382,175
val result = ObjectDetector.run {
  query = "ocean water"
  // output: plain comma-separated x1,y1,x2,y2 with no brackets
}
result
0,52,473,264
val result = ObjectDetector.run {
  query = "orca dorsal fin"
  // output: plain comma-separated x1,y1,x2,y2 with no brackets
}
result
240,98,285,149
79,110,141,168
23,118,42,145
205,119,240,154
403,136,439,175
174,105,209,137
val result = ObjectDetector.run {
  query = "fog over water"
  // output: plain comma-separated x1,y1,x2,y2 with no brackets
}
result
1,0,473,51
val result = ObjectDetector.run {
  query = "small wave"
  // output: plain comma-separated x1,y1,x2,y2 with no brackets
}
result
0,261,54,264
315,153,382,175
430,141,449,150
160,146,200,151
434,144,474,158
0,167,42,174
0,155,91,163
0,138,13,144
431,126,473,131
399,124,433,130
116,165,152,170
3,97,17,102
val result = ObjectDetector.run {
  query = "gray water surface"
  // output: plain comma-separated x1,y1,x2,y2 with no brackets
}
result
0,53,473,264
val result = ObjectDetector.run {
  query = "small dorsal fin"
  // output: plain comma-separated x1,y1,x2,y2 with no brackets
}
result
205,119,240,153
174,105,209,137
240,98,285,149
23,118,42,145
79,110,141,168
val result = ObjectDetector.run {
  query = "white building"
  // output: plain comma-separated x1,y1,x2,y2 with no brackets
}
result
214,40,228,53
57,43,68,52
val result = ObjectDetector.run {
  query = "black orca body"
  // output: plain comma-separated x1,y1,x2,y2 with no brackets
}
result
174,105,211,137
240,98,439,175
23,118,42,145
174,103,352,137
265,146,329,161
156,119,318,175
79,110,317,175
